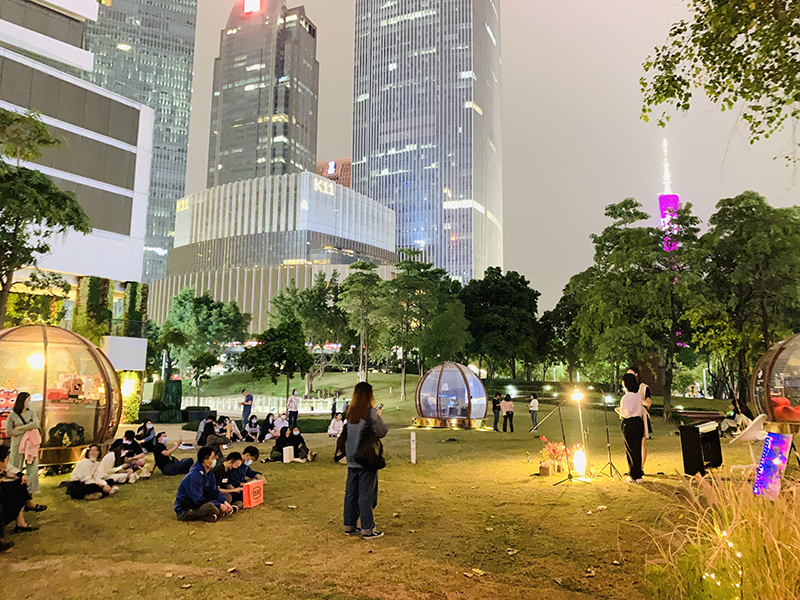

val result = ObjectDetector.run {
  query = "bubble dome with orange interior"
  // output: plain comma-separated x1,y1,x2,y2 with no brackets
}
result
752,333,800,429
413,362,488,429
0,325,121,465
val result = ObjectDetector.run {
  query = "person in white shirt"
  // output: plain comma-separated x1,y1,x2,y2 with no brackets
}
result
615,373,645,482
272,413,289,437
328,413,344,437
287,389,301,429
627,366,653,470
67,445,119,499
528,394,539,432
500,395,515,433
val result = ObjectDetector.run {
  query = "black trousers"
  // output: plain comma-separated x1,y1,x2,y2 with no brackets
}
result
621,417,645,480
1,478,32,535
503,412,514,433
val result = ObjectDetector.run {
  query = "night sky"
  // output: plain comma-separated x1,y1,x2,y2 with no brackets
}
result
186,0,800,310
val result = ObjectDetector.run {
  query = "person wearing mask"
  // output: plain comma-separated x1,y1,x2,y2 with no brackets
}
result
0,444,40,549
153,432,194,476
501,394,515,433
174,446,236,522
7,392,43,499
240,389,254,424
528,394,539,432
234,446,265,484
243,415,260,442
269,427,291,462
287,426,316,462
491,393,502,432
67,445,119,499
343,382,388,539
135,419,156,452
196,414,215,445
616,373,645,483
217,415,241,443
273,412,289,436
287,389,300,429
627,366,653,471
110,430,146,470
259,413,276,442
328,413,344,437
212,452,245,505
199,421,230,461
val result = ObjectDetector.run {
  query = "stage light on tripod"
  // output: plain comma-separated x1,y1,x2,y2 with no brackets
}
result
571,390,584,402
605,395,614,405
573,448,587,476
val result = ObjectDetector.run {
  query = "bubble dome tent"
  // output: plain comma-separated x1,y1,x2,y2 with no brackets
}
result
752,333,800,431
0,325,121,466
414,362,487,429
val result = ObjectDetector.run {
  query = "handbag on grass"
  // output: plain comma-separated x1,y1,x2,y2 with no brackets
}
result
353,416,386,471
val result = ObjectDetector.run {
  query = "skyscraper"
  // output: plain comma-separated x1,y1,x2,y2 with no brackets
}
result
83,0,198,283
352,0,503,283
208,0,319,188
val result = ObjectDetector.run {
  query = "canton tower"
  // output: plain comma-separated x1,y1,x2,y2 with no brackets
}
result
659,139,680,250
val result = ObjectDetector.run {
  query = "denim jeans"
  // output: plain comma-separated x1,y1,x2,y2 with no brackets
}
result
493,410,500,431
288,411,299,429
530,411,538,428
343,467,378,532
161,458,194,476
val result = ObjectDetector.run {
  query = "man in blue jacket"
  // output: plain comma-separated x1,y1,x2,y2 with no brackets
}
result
174,446,235,522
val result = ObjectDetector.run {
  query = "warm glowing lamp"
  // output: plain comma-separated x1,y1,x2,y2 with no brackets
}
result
573,448,587,476
243,0,260,14
571,389,589,475
27,352,45,370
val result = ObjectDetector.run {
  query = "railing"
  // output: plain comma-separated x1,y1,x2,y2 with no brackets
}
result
182,395,336,418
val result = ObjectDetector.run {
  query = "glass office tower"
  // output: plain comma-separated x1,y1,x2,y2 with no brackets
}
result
352,0,503,284
207,0,319,188
84,0,198,283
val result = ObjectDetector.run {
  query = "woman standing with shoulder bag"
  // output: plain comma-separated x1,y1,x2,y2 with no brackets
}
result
7,393,45,509
342,382,387,539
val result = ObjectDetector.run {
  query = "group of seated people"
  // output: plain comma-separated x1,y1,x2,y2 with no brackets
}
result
198,412,293,445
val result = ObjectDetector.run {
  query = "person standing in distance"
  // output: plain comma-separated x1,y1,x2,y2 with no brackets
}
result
528,393,539,432
616,373,645,483
627,366,652,471
287,388,300,429
501,394,515,433
491,393,502,432
240,389,253,424
343,382,388,539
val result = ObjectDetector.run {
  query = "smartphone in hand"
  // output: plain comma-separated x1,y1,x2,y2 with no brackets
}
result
377,403,384,410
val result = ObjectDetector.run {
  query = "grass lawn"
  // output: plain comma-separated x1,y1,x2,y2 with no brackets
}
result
3,377,758,600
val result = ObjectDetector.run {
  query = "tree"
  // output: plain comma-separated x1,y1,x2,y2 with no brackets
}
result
461,267,541,380
0,109,91,327
188,352,218,404
148,320,188,380
418,300,472,364
167,287,251,364
338,262,383,383
690,191,800,410
5,270,71,326
238,320,314,400
640,1,800,160
540,283,582,382
572,198,701,420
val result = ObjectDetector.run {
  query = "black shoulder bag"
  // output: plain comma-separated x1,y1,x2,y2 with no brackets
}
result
353,416,386,471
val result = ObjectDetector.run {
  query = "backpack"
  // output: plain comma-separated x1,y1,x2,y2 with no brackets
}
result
353,417,386,471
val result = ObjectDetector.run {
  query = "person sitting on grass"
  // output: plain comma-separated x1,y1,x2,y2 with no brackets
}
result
1,444,41,550
212,451,245,505
287,426,317,462
259,413,276,442
328,413,344,437
67,445,119,500
269,427,291,461
243,415,260,442
272,413,289,436
233,446,265,485
174,446,236,522
196,414,215,444
218,415,242,443
110,430,146,470
135,419,157,452
153,432,194,476
199,421,230,461
99,448,139,484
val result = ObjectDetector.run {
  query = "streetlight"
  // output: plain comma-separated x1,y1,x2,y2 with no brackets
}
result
571,389,589,475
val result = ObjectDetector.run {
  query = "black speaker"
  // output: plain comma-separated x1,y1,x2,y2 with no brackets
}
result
679,422,723,476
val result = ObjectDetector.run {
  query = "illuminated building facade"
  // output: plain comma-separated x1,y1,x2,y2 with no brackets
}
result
83,0,198,283
150,172,396,332
207,0,319,188
352,0,503,283
316,158,352,188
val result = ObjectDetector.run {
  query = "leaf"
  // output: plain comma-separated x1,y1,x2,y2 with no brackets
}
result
471,568,485,576
227,567,237,573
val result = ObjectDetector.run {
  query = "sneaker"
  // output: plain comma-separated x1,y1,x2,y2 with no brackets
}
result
233,501,244,510
24,504,47,512
361,531,384,539
230,505,239,515
12,525,38,533
201,514,218,523
109,486,120,495
626,478,643,484
344,529,360,537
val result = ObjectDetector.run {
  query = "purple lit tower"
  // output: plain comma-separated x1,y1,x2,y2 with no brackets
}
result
659,139,680,251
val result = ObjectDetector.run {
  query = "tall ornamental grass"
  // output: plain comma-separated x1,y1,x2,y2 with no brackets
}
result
646,475,800,600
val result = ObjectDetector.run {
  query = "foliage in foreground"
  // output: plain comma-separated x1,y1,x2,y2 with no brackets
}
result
646,475,800,600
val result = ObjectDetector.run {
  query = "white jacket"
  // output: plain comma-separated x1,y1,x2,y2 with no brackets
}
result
70,457,107,487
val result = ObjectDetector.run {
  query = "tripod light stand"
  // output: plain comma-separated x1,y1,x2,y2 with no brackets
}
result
553,401,589,486
597,394,623,479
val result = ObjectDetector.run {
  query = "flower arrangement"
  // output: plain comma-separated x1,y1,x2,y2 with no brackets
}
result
538,437,568,469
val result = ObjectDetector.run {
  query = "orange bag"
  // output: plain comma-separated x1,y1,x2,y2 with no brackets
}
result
243,479,263,508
